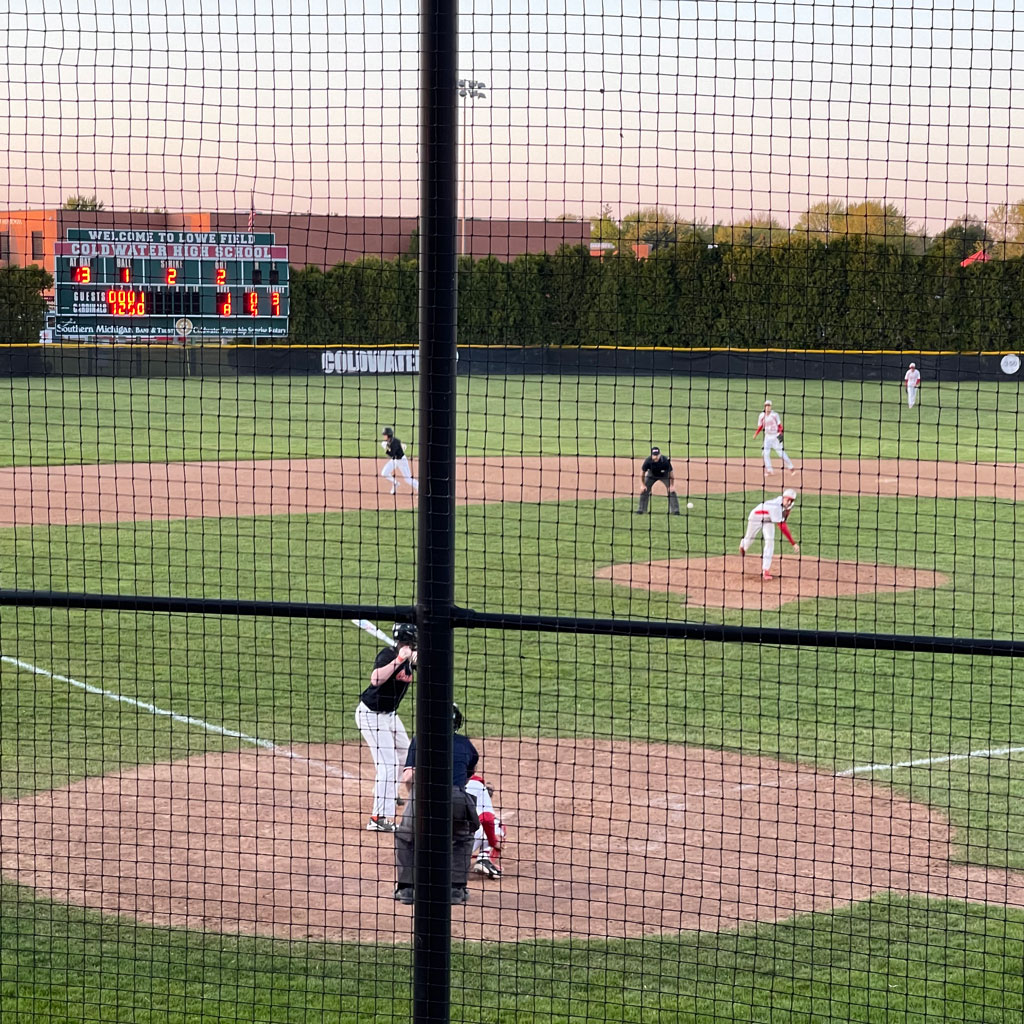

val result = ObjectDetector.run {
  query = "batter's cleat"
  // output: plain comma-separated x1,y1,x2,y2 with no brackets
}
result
473,856,502,879
765,469,775,475
367,816,398,832
389,487,397,495
394,886,414,905
450,886,469,905
738,545,746,556
762,571,773,581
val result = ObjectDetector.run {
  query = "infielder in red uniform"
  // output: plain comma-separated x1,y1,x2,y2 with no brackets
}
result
739,488,799,580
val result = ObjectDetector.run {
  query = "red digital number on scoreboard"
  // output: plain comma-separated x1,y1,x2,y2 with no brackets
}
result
215,268,227,286
271,292,281,315
247,292,259,316
73,266,91,284
218,293,232,317
106,290,146,316
120,267,131,284
166,268,178,285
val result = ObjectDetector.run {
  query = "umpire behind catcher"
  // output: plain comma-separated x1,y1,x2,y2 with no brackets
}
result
637,446,681,515
393,704,481,907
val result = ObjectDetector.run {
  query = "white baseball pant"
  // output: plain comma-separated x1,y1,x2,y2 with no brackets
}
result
382,456,419,491
466,776,496,857
907,385,918,408
740,514,776,572
355,701,410,820
762,436,793,472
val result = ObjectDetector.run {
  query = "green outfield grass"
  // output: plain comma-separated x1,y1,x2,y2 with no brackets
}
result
0,374,1021,465
1,372,1023,1022
0,886,1020,1024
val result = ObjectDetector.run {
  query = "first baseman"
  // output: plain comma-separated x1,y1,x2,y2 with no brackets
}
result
904,363,921,408
636,446,681,514
355,622,417,832
380,427,419,494
739,488,799,580
753,400,795,475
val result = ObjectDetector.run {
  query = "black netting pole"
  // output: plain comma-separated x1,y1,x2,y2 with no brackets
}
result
415,1,459,1021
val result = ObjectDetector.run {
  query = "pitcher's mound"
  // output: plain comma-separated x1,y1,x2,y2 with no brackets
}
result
596,556,949,610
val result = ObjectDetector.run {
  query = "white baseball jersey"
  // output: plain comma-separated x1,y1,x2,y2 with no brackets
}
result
757,410,783,437
904,367,921,388
751,496,789,524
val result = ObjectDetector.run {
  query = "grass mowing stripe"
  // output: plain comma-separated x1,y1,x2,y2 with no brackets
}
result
0,653,355,782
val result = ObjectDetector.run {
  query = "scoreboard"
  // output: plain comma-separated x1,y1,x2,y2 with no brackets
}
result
53,229,289,341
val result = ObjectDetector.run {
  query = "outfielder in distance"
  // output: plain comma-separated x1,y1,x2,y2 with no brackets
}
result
904,362,921,408
636,446,681,515
753,400,796,475
380,427,419,495
739,488,800,580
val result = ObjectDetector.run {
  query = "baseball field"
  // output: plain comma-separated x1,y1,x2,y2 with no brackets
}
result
0,371,1023,1022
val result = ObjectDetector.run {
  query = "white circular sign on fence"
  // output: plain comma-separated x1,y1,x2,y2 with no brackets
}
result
1000,353,1021,375
175,318,194,337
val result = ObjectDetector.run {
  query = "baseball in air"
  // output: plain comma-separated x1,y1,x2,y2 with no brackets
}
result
686,502,695,509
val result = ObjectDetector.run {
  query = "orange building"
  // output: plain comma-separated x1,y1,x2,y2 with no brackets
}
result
0,209,589,272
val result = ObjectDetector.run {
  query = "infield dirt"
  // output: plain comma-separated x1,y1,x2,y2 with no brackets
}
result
0,455,1014,526
4,738,1023,945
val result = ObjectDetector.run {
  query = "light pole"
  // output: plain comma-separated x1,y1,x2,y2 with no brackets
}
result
457,78,486,256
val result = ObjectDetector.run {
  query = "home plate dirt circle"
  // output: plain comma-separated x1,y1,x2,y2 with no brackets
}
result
4,738,1020,944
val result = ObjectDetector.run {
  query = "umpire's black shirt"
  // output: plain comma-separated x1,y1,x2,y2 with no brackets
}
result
641,455,673,479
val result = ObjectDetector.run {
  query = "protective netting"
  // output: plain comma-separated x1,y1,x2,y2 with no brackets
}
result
1,2,1024,1023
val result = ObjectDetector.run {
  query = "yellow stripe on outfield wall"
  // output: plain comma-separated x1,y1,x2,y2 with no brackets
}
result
4,342,1017,356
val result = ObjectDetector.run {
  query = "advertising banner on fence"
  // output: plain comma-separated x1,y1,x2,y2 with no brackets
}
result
321,349,419,374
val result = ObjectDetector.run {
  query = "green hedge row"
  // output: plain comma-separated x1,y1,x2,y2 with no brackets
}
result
287,240,1024,351
5,242,1016,351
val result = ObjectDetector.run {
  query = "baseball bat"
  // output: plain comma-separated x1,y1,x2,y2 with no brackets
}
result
351,618,396,647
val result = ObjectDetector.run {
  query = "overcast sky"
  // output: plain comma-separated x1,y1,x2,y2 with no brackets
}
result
1,0,1021,231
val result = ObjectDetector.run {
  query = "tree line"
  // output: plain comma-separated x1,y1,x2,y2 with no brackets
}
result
4,192,1023,349
288,236,1024,351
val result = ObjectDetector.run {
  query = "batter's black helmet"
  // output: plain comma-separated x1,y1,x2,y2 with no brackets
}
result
393,622,417,645
382,426,394,437
452,703,463,730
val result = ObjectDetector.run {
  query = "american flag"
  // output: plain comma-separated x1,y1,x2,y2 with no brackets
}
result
247,192,255,232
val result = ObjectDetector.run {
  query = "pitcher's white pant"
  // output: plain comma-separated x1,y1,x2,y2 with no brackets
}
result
355,701,410,820
907,385,918,408
382,456,419,491
740,514,776,572
763,436,793,472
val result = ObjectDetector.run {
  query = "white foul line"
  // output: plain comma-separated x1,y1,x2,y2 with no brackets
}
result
838,744,1024,777
1,654,355,781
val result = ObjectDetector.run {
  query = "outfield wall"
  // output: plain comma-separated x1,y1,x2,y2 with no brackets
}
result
2,343,1021,382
